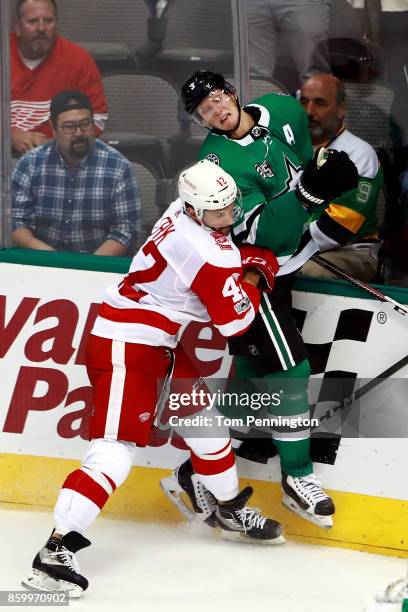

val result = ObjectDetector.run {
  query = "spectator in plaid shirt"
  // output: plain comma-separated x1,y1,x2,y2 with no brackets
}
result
12,89,140,256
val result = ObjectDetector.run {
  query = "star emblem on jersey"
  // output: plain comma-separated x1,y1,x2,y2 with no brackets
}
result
206,153,220,165
255,161,274,179
283,156,303,192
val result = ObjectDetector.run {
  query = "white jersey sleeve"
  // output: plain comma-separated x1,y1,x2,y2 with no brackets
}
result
92,200,260,346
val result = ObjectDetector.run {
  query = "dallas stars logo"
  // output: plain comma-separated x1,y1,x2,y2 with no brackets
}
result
255,160,274,179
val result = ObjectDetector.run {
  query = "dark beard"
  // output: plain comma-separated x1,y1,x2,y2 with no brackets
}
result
69,138,90,159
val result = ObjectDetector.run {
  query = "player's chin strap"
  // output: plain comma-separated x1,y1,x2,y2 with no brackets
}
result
310,253,408,318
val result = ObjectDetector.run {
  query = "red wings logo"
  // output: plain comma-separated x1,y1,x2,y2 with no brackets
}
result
210,232,233,250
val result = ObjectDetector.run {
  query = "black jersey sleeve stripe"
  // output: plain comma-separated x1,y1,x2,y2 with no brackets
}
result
316,210,355,246
232,203,265,244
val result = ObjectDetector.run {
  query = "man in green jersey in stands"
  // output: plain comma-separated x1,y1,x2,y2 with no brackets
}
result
298,73,383,281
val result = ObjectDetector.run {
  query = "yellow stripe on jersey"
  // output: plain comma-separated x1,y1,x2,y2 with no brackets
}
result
325,203,366,234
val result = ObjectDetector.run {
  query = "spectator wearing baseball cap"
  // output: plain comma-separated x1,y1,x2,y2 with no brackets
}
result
12,90,141,256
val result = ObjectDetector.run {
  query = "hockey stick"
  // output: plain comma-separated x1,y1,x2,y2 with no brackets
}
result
308,254,408,428
310,253,408,317
314,351,408,426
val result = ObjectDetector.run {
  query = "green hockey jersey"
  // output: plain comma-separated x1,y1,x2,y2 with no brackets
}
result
199,94,383,269
199,93,314,262
307,127,383,250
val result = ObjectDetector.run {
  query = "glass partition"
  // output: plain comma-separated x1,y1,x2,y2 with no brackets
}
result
244,0,408,287
5,0,238,253
0,0,12,248
2,0,408,283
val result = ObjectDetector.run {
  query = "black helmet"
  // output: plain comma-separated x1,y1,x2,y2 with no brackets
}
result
181,70,236,115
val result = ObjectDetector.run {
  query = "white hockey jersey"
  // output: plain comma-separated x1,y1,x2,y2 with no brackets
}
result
92,199,260,347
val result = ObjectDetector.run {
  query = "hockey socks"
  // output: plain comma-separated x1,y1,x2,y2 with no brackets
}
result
54,439,134,534
186,438,239,501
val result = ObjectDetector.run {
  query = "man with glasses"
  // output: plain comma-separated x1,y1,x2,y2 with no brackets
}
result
11,0,107,155
12,90,140,256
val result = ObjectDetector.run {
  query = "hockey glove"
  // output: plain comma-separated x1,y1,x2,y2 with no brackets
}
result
295,147,359,211
239,244,279,292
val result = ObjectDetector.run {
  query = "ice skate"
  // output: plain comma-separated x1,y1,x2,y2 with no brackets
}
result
364,575,408,610
215,486,285,545
281,472,335,528
160,459,217,526
22,531,90,597
369,574,408,607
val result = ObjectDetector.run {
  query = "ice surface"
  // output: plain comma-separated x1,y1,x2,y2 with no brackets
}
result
1,508,405,612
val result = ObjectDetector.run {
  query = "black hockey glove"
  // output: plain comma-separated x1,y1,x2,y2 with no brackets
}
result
295,147,359,211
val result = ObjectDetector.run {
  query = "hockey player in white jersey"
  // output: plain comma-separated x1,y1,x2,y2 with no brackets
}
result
22,160,284,598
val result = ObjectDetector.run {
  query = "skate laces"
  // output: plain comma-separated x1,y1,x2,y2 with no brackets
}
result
236,507,267,532
49,547,80,574
295,474,328,503
194,478,217,514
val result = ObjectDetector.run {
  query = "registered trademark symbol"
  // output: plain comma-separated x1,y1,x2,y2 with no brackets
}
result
377,311,387,324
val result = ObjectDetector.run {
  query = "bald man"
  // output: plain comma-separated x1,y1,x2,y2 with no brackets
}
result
298,74,384,281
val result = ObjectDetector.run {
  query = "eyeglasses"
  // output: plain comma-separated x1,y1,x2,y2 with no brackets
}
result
57,118,94,134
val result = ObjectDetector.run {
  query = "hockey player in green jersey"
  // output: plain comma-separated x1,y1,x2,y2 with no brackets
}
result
161,71,358,530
